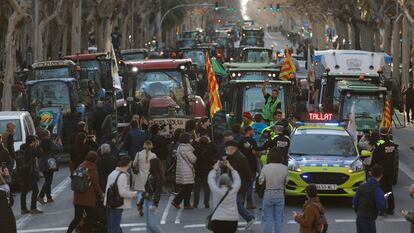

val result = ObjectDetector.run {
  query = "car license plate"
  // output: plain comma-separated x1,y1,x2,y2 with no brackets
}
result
316,184,337,190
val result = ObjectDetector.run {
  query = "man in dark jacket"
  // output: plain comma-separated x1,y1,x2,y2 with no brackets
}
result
226,140,255,230
0,135,11,173
353,165,387,233
150,124,172,163
105,133,120,158
239,126,258,209
3,122,16,172
123,120,148,159
91,102,108,142
97,143,117,191
20,136,43,214
403,83,414,123
193,136,217,208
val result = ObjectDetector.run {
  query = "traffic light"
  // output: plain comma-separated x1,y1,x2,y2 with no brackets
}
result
269,4,273,10
276,4,280,12
214,2,219,11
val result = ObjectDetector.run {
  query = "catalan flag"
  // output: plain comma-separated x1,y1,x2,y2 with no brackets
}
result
380,96,392,129
206,52,222,117
279,48,296,80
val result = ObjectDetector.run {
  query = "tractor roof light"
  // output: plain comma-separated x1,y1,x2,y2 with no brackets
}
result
131,66,138,72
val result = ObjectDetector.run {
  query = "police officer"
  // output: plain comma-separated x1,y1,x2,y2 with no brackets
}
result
371,127,397,215
258,122,290,165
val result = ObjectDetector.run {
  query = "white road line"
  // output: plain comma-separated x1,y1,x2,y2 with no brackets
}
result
183,221,263,228
160,195,174,225
400,158,414,181
129,227,146,232
16,177,71,230
174,208,183,224
18,223,147,233
335,219,355,223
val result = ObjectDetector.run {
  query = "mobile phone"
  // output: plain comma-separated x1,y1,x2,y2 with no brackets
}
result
384,192,392,198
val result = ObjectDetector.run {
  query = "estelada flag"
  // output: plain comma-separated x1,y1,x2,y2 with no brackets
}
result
206,52,222,117
380,96,392,129
279,48,296,80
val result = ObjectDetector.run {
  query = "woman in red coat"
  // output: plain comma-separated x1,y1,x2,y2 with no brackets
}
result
67,151,104,233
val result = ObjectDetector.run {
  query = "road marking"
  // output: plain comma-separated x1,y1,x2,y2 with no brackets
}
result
160,195,174,224
183,221,262,228
174,208,183,224
17,177,71,230
18,223,147,232
400,161,414,181
335,219,355,223
129,227,146,232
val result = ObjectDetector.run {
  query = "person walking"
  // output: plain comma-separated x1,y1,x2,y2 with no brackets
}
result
123,119,148,159
105,156,137,233
0,135,11,175
97,143,118,191
150,124,172,172
208,160,241,233
371,128,397,215
401,184,414,233
352,165,387,233
3,122,16,172
67,151,104,233
143,158,165,233
239,126,259,209
294,184,326,233
20,135,43,214
259,147,288,233
0,167,16,233
196,117,212,138
193,136,217,208
38,130,63,204
70,132,88,172
171,133,197,209
133,140,157,216
402,83,414,124
226,140,255,230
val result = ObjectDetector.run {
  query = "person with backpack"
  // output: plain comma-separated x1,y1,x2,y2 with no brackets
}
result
67,151,104,233
294,184,327,233
352,165,387,233
37,130,63,204
20,135,43,215
133,140,157,216
104,156,137,233
143,158,165,233
259,147,288,233
207,160,241,233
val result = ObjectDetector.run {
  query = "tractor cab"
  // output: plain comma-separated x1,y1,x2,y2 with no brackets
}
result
240,25,265,47
30,60,78,81
240,47,273,63
120,49,149,61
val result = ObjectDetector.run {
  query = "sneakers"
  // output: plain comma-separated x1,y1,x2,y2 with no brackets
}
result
171,202,181,210
245,218,255,230
21,209,30,215
37,197,46,205
30,209,44,214
47,198,54,203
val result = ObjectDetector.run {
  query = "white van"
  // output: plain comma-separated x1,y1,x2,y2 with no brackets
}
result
0,111,36,151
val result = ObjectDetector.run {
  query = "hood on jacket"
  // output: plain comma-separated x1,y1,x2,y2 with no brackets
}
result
305,197,324,213
178,143,194,153
366,177,381,186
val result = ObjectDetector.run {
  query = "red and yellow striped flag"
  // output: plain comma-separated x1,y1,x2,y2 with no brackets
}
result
279,48,296,80
206,52,222,117
380,96,392,129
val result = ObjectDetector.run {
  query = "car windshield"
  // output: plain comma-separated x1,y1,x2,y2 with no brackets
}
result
29,81,71,114
0,119,22,141
290,134,357,157
243,51,271,63
34,67,70,80
79,60,100,81
183,50,205,68
216,38,228,47
122,53,146,61
242,85,285,116
342,95,384,120
181,40,197,48
243,30,261,37
135,71,187,115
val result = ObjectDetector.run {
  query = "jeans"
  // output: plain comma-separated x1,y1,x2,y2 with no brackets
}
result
66,205,97,233
107,208,123,233
137,191,143,206
262,190,284,233
21,182,39,210
173,184,193,207
193,174,210,207
144,199,164,233
356,217,376,233
237,192,254,222
39,171,54,199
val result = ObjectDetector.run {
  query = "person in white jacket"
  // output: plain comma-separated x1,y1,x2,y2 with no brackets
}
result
208,160,241,233
105,156,137,233
133,140,157,216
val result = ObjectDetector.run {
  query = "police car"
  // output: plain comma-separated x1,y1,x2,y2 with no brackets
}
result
286,123,365,197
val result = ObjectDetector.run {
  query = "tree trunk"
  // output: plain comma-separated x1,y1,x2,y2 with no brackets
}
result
96,18,105,52
359,24,374,51
383,18,392,54
402,16,411,86
392,15,402,81
71,0,82,54
61,24,68,56
2,11,23,110
374,28,381,52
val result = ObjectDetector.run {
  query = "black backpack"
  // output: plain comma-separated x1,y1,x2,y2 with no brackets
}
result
71,166,90,193
106,172,125,208
312,203,328,233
